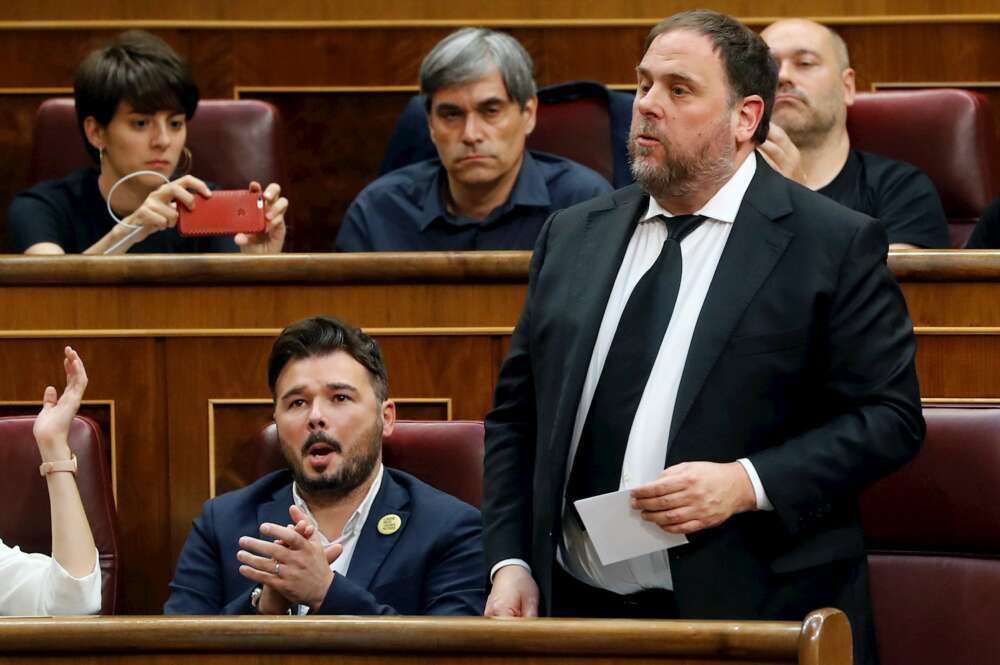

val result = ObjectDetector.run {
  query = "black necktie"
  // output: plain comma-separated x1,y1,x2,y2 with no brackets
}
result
566,214,707,513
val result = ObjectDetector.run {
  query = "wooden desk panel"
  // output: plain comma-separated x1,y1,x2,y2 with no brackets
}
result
0,610,850,665
0,251,997,613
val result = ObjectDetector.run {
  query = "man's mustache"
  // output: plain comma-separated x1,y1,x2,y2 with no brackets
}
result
776,86,809,104
631,120,665,143
301,431,342,456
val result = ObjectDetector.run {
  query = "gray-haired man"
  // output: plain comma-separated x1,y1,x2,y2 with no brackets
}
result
335,28,611,252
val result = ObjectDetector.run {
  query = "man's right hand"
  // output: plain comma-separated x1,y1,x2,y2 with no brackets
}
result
484,565,540,618
758,124,808,186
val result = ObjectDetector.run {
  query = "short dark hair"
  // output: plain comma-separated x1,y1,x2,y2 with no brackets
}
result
645,10,777,145
267,316,389,402
74,30,200,163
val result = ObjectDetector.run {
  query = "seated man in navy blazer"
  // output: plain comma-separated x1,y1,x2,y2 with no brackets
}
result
165,316,485,615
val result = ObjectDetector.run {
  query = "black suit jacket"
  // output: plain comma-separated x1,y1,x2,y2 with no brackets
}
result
483,158,923,662
165,467,485,615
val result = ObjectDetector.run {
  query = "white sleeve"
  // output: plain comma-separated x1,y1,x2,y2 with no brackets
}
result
490,558,532,583
0,539,102,616
737,458,774,511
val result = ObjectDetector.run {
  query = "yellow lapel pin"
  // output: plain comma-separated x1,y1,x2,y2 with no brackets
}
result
377,514,402,535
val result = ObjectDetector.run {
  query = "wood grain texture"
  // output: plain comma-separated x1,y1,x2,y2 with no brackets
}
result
0,611,848,665
0,252,532,284
0,0,996,21
211,401,275,496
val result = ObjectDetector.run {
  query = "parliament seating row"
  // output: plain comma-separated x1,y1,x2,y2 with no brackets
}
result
23,87,1000,251
1,407,998,665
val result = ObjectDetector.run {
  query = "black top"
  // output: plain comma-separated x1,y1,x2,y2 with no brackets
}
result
8,168,238,253
965,195,1000,249
335,151,612,252
818,149,950,248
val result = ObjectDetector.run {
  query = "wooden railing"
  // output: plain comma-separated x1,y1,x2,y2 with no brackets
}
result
0,609,851,664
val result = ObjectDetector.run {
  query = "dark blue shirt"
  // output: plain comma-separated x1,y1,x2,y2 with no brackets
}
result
335,151,612,251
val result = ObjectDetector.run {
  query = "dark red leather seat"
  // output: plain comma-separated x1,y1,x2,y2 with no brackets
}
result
28,97,288,204
242,420,484,508
0,415,121,614
860,405,1000,665
846,89,999,247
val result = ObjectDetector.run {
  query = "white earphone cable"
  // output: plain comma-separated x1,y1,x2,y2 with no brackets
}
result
103,170,171,255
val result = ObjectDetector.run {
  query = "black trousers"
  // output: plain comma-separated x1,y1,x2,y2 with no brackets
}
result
550,563,678,620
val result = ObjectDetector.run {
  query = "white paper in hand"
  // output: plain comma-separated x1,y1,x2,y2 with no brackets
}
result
574,489,688,566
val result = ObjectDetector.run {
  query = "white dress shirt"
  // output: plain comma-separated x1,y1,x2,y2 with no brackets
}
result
0,539,101,616
561,153,774,594
490,153,774,587
291,464,384,614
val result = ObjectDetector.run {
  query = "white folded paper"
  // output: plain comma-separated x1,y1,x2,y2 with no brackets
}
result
574,489,688,565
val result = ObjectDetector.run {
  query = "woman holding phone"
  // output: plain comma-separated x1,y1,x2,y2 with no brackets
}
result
9,30,288,255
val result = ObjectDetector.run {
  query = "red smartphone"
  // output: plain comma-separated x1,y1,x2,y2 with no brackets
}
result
176,189,266,237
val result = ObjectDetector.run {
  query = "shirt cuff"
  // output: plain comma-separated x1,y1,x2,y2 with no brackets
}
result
737,458,774,511
490,558,531,583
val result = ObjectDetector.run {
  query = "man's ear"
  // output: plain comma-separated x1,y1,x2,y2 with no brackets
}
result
381,399,397,437
842,67,857,107
82,116,106,152
734,95,765,145
522,96,538,136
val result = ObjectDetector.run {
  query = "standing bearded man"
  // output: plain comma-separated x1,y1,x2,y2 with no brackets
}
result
482,11,923,665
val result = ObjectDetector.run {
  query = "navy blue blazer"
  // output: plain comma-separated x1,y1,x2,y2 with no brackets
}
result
165,467,485,615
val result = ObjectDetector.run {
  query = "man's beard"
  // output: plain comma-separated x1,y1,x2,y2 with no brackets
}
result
281,419,382,502
628,115,736,201
772,86,840,149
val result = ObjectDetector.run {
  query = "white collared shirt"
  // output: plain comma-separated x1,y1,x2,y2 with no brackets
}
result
291,464,384,613
557,152,772,594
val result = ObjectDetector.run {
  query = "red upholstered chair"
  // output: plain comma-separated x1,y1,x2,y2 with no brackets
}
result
860,405,1000,665
28,97,289,211
241,420,484,508
0,415,121,614
846,89,999,247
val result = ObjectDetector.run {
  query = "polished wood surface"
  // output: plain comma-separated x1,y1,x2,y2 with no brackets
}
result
0,609,851,665
0,251,529,284
0,251,996,613
0,19,997,251
0,1,995,21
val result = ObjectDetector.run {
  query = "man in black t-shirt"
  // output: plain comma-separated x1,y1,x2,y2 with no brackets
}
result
759,19,949,249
